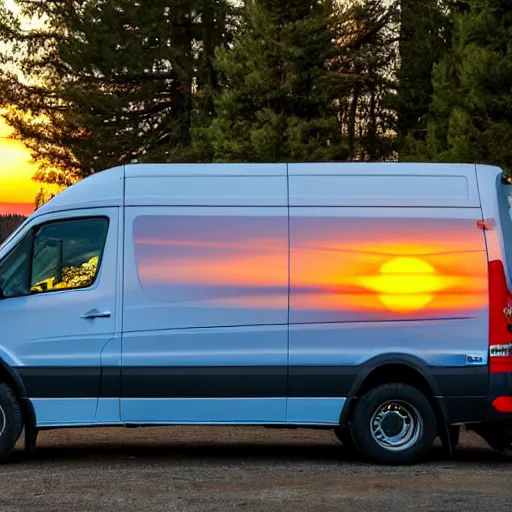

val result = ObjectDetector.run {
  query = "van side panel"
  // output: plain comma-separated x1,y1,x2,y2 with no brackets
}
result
120,206,289,423
123,207,289,329
289,206,489,406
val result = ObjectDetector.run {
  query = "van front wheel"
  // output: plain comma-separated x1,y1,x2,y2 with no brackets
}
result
350,383,437,465
0,383,22,464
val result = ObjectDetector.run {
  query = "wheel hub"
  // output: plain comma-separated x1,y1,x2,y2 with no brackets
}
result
370,400,422,451
380,411,405,437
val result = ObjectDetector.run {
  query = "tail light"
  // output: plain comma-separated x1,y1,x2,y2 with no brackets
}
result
492,396,512,413
488,260,512,372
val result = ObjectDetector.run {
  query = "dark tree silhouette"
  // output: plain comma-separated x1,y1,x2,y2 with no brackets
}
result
0,214,26,245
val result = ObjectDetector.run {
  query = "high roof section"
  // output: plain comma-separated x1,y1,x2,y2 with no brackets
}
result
33,166,125,218
31,162,489,215
287,162,481,208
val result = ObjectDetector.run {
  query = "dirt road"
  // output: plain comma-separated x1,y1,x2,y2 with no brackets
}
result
0,427,511,511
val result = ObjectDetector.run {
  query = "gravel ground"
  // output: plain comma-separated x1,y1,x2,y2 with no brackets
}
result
0,426,511,511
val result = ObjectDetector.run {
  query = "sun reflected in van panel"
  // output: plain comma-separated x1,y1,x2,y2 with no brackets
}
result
290,216,487,320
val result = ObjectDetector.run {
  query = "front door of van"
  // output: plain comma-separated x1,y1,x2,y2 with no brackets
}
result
0,208,119,427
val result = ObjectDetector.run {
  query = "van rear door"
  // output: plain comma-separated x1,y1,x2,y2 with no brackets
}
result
476,164,512,374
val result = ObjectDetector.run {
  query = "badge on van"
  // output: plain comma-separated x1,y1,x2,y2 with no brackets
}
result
466,355,484,364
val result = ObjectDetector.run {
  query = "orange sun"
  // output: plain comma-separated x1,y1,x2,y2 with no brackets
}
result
358,257,451,313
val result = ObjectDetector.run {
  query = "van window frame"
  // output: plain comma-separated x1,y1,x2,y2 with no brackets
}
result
0,215,110,300
0,230,34,298
496,179,512,287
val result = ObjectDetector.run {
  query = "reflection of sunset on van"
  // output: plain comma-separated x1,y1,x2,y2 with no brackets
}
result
290,216,488,321
133,215,289,319
133,214,488,321
136,236,288,288
356,256,485,313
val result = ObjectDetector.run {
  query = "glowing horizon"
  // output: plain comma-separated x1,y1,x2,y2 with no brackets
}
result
0,2,48,216
0,116,39,216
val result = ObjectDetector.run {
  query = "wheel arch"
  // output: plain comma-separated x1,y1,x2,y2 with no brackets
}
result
0,358,35,431
0,358,27,398
339,354,448,427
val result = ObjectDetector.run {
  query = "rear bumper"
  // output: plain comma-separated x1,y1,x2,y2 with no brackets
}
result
466,374,512,450
484,403,512,424
438,372,512,426
484,371,512,424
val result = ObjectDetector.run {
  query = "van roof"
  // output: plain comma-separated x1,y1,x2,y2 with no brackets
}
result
32,162,502,215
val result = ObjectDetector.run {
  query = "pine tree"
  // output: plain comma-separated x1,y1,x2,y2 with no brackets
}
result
331,0,399,161
395,0,450,155
0,214,26,245
421,0,512,170
208,0,346,163
0,0,235,185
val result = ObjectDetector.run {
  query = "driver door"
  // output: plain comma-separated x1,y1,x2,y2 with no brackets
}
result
0,208,119,427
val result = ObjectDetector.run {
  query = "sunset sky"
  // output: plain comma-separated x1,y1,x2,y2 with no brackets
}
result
0,116,39,216
0,1,45,216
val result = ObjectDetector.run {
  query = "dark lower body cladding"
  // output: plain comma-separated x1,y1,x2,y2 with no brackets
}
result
7,364,512,461
15,364,490,405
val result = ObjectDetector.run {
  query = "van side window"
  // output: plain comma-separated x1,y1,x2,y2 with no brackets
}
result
0,217,109,299
30,218,109,294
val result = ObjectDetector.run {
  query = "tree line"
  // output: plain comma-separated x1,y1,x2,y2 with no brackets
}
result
0,0,510,194
0,214,25,244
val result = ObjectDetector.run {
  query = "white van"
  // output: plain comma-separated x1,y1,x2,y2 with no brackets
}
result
0,162,511,465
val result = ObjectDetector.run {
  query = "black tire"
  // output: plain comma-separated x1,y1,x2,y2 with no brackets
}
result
0,383,23,464
333,426,357,452
350,383,437,465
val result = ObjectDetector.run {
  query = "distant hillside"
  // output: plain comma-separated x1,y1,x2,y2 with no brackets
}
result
0,214,26,245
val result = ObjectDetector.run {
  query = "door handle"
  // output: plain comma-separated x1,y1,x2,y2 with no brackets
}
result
81,308,111,319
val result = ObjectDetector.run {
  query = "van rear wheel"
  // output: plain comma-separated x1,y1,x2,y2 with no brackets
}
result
0,383,22,464
350,383,437,465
